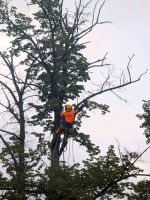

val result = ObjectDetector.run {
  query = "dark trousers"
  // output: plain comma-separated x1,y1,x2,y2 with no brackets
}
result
59,122,73,155
50,122,73,155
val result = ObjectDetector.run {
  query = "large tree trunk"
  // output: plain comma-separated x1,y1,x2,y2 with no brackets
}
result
51,110,61,168
18,98,26,199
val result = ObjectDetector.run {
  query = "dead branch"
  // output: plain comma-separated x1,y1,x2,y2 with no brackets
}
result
75,0,112,40
132,145,150,166
111,91,127,103
77,56,147,107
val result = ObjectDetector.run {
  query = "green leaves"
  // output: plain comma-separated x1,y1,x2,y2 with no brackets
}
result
88,101,110,115
128,180,150,200
137,100,150,143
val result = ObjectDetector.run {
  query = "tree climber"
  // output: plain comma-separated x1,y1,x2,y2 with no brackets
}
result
49,101,89,156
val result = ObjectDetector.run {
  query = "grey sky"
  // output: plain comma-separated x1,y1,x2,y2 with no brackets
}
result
70,0,150,170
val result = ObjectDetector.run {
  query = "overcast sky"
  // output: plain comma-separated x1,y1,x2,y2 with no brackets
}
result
67,0,150,170
0,0,150,172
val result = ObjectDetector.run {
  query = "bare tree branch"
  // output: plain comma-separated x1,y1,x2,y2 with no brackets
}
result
0,134,19,175
127,55,134,82
95,173,150,199
77,66,147,108
0,98,20,122
132,145,150,166
87,53,110,69
111,91,127,103
75,1,112,40
0,128,20,140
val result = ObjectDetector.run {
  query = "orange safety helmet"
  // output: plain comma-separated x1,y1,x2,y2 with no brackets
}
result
65,104,72,112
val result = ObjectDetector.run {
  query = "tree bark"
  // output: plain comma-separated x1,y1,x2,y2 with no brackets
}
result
51,110,61,168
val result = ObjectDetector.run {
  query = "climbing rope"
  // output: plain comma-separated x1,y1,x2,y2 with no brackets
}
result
68,138,71,165
63,150,65,162
72,138,75,163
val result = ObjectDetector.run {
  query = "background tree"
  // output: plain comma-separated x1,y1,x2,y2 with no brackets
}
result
129,101,150,200
0,49,51,199
137,100,150,144
128,180,150,200
0,49,34,198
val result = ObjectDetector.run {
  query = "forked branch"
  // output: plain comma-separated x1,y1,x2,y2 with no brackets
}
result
77,56,147,107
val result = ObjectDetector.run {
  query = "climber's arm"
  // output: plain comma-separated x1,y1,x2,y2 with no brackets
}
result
77,103,85,113
73,100,89,113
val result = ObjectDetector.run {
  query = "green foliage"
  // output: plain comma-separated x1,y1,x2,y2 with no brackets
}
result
0,131,50,199
137,100,150,143
88,101,110,115
0,0,91,130
128,180,150,200
72,130,100,156
41,145,144,200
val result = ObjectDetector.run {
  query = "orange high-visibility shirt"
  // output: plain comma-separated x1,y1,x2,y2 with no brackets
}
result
61,109,78,124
